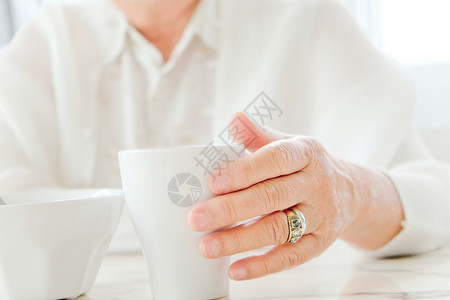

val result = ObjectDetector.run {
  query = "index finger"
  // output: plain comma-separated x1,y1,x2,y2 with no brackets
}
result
209,137,317,194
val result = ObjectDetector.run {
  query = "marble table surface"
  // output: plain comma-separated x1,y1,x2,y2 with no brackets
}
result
78,241,450,300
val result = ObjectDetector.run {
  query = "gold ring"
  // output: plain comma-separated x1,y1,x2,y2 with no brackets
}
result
285,208,306,243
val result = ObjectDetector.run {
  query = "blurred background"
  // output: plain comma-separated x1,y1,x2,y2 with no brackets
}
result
0,0,449,162
346,0,450,163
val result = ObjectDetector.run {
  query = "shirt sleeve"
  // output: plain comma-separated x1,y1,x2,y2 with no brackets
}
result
370,130,450,257
309,0,450,256
0,7,60,192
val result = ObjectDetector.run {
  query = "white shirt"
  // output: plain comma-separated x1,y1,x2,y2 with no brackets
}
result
92,1,219,188
0,0,449,256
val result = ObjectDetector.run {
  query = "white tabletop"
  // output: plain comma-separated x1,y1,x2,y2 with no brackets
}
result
78,241,450,300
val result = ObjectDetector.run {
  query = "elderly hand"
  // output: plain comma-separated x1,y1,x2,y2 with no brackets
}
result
188,112,404,281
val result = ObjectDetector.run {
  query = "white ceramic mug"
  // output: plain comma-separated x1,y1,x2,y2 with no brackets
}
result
119,145,241,300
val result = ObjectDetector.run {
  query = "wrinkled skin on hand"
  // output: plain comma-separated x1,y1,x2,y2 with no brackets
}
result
188,112,403,281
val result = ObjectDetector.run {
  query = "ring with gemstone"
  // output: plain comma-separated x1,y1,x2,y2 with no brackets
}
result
285,208,306,243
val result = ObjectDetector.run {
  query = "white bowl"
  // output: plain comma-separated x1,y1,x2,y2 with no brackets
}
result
0,189,124,300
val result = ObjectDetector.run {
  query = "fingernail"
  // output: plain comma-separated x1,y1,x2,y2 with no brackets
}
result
229,267,247,281
189,210,211,231
210,175,230,193
201,238,221,258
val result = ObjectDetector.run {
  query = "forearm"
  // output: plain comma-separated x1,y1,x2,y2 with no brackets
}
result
339,162,404,250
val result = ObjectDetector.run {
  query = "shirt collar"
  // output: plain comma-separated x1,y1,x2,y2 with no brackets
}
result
189,0,220,51
94,0,129,64
101,0,219,64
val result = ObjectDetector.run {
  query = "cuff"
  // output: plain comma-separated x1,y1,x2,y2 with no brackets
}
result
366,169,450,258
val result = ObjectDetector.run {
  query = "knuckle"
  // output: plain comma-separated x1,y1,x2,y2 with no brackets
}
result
309,234,327,258
220,196,239,223
224,233,243,255
304,137,326,160
306,137,325,153
282,248,305,270
268,142,295,173
258,181,285,213
263,213,289,245
241,159,258,185
256,257,271,277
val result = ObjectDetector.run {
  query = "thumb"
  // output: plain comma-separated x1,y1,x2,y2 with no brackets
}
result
228,112,293,153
